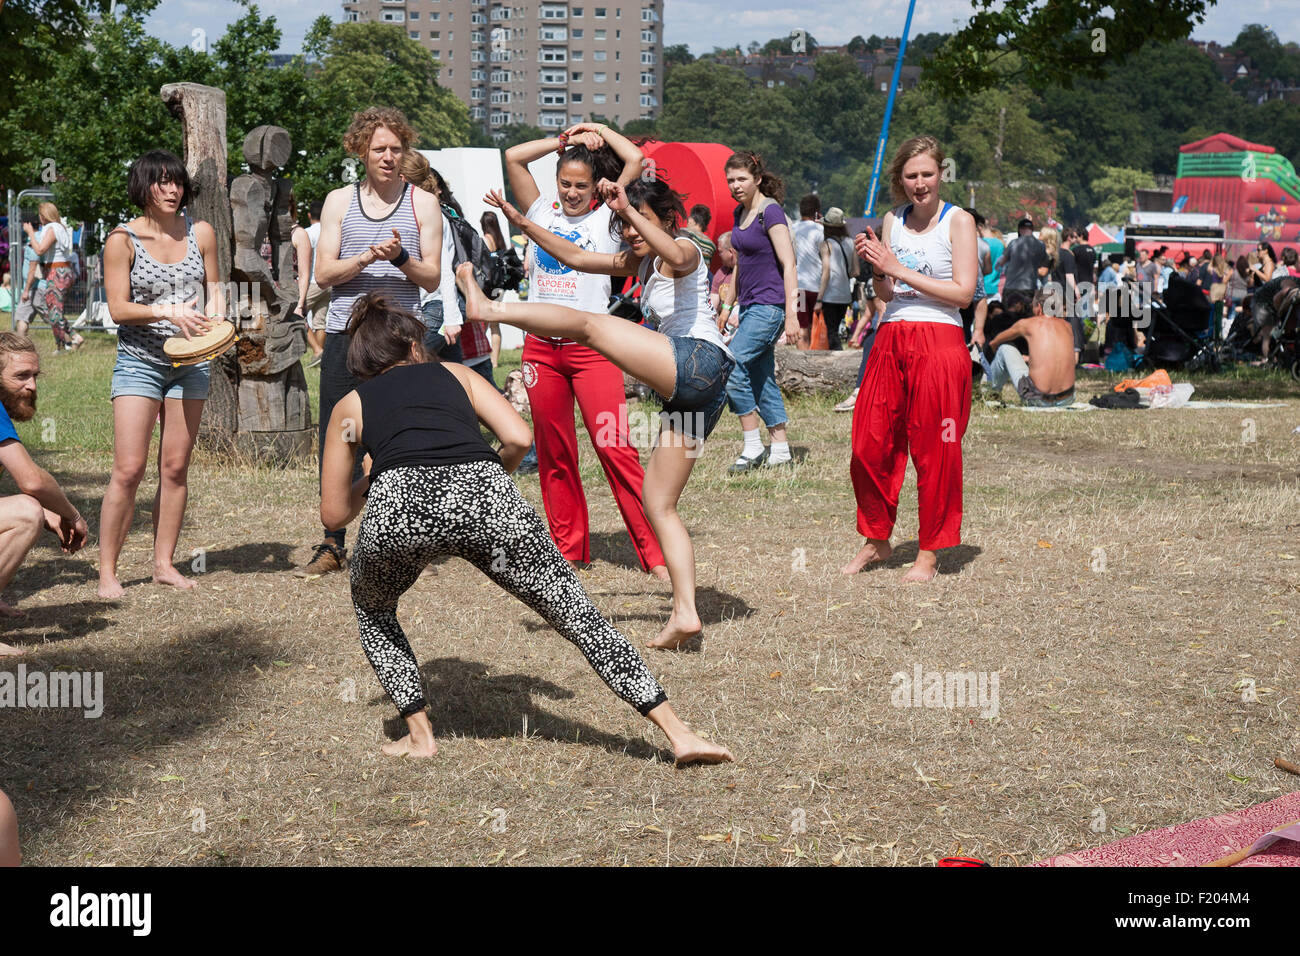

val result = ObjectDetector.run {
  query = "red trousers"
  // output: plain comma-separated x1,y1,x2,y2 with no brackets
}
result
850,321,971,551
522,337,665,570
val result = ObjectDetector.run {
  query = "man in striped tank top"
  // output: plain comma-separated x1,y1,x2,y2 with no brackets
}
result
294,107,444,579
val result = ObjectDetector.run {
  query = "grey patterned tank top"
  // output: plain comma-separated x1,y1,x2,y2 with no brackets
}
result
326,182,422,333
114,216,207,366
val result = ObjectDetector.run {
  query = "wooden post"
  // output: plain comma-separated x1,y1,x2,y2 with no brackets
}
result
160,82,237,448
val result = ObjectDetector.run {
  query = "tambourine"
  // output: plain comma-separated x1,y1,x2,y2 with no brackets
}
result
163,320,238,367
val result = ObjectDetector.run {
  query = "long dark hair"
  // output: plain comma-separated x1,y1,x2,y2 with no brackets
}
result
610,178,687,241
480,212,507,252
558,142,624,187
345,293,428,380
724,151,785,204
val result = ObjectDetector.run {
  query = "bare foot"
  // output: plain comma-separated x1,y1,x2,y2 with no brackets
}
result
568,559,591,572
0,599,26,619
841,538,892,574
646,612,702,650
97,576,125,600
0,641,25,657
672,731,734,765
902,551,939,583
455,262,488,322
381,733,438,758
648,564,670,581
152,566,197,590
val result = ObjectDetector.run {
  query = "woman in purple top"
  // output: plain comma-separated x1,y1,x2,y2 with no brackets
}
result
721,152,799,473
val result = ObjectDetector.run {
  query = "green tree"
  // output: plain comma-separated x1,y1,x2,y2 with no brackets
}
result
1088,165,1154,225
762,33,819,56
903,32,950,66
1229,24,1300,85
846,36,870,56
655,60,821,199
926,0,1214,97
663,44,694,68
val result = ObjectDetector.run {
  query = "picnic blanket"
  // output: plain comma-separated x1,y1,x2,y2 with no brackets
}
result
1034,791,1300,867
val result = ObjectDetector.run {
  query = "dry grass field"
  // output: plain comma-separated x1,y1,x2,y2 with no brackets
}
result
3,334,1298,866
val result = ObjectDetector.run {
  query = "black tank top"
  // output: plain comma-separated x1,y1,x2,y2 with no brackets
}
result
357,362,500,479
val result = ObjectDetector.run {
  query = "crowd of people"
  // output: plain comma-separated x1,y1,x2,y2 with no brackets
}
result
4,102,1300,864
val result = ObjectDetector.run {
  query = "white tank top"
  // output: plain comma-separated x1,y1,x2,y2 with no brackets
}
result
881,201,961,327
638,239,733,357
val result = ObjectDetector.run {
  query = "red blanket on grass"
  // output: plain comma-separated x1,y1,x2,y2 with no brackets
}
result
1034,791,1300,867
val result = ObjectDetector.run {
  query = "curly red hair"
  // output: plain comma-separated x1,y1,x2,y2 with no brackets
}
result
343,107,418,159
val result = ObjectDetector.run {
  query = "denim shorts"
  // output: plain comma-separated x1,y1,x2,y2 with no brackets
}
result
658,336,735,440
110,348,210,401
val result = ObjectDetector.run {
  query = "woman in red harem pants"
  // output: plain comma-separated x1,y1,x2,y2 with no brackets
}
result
505,125,667,576
841,136,979,583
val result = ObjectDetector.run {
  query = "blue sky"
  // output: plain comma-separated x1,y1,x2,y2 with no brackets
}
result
143,0,1300,58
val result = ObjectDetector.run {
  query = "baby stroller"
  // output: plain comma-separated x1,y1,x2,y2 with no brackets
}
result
1266,284,1300,380
1138,273,1219,371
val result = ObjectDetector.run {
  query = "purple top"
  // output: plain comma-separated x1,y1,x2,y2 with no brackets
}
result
732,201,788,306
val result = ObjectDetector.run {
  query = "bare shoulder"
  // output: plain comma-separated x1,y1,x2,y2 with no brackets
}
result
191,219,216,242
410,186,440,215
321,186,353,219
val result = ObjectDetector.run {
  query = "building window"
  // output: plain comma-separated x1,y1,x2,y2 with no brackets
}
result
539,111,567,128
430,30,440,38
572,7,583,16
539,47,567,63
539,91,567,105
430,12,440,19
409,11,420,19
472,30,485,42
540,68,566,83
409,30,419,38
641,29,654,43
571,71,582,80
381,11,405,22
594,71,606,82
471,12,486,23
572,49,583,60
616,7,621,17
641,8,657,22
471,88,485,100
540,3,568,18
492,90,512,104
571,28,583,38
639,93,657,108
594,50,606,61
640,71,654,85
594,29,605,39
471,105,486,119
471,50,485,61
616,30,620,38
346,11,358,21
539,26,567,41
615,93,620,102
639,50,654,64
594,6,606,17
571,92,583,103
593,93,606,104
615,50,620,59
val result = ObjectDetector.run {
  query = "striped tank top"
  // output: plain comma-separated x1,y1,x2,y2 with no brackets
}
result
113,215,207,366
326,182,422,333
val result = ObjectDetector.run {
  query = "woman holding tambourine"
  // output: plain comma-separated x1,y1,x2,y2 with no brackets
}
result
97,149,230,599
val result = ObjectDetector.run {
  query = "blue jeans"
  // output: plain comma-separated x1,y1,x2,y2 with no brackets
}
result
724,303,788,427
658,336,735,440
982,344,1074,407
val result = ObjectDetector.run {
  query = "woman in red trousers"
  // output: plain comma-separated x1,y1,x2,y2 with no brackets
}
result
503,125,667,578
843,136,978,582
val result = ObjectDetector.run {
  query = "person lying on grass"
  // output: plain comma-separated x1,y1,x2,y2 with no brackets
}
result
319,291,732,764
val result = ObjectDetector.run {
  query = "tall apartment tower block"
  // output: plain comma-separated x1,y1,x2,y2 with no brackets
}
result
340,1,664,133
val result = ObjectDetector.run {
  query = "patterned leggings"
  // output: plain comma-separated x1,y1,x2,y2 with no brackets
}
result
350,460,668,718
42,266,75,347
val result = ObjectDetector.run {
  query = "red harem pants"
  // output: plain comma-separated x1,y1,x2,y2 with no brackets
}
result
850,321,971,551
522,336,665,570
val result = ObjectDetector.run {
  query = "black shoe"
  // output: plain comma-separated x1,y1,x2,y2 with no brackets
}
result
727,447,769,474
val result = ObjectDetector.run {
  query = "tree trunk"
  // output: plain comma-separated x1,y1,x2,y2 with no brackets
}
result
161,83,238,449
773,344,862,394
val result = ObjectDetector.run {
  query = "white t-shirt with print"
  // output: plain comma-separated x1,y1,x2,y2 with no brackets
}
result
38,222,74,263
525,195,619,343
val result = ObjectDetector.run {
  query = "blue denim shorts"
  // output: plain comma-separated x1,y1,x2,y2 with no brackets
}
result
110,348,210,401
658,336,735,440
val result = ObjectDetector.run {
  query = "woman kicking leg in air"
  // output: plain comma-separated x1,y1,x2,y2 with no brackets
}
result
323,292,731,764
478,178,734,650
